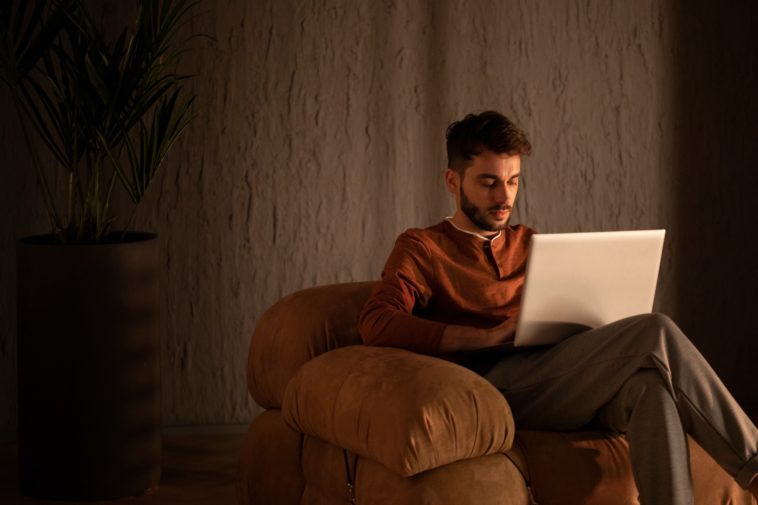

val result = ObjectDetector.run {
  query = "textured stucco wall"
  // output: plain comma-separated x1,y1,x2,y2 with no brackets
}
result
1,0,755,430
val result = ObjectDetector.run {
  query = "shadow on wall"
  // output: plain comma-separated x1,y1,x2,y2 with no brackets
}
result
671,0,758,421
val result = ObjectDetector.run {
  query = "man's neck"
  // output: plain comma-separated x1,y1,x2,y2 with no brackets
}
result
445,217,502,241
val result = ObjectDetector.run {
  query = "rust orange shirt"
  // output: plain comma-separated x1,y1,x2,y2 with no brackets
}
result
359,219,536,355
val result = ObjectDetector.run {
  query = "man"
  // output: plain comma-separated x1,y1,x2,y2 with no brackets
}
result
358,111,758,505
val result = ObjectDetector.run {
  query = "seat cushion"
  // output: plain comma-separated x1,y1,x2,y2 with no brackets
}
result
282,345,515,477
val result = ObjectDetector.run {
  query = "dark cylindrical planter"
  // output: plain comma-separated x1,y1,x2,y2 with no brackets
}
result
16,233,161,500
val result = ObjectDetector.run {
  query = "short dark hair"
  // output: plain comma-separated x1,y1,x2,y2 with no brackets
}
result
446,111,532,173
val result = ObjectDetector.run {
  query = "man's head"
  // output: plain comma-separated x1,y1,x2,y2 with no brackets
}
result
444,111,531,236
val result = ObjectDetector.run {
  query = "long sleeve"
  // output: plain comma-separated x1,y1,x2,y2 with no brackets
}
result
358,221,534,355
358,231,447,354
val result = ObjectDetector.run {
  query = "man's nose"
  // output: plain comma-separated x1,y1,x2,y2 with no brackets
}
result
492,183,509,204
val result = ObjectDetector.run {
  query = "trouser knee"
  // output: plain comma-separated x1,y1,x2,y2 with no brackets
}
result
628,312,695,358
643,312,685,340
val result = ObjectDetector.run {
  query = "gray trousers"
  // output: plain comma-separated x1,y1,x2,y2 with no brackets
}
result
483,313,758,505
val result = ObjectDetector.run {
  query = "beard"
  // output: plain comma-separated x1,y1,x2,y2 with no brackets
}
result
460,187,512,232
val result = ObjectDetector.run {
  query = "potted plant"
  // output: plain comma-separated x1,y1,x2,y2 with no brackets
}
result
1,0,196,499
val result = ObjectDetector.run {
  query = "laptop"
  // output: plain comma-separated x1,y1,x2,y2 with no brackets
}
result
513,229,666,347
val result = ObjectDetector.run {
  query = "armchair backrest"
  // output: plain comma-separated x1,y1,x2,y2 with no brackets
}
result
247,281,376,409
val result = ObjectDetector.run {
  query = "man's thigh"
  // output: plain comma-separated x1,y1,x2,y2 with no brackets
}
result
484,313,663,430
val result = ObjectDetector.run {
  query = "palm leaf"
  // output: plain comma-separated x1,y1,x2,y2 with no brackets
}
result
19,77,70,168
129,89,195,202
11,1,73,81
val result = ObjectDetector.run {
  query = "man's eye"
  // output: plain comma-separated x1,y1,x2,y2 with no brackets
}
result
509,178,519,186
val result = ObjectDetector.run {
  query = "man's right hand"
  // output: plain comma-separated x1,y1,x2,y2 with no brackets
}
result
488,317,519,345
439,317,518,353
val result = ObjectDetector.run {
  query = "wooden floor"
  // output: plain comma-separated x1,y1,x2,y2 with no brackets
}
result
0,433,243,505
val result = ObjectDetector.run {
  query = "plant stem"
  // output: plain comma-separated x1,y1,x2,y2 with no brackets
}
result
103,166,119,234
67,171,74,227
94,155,102,239
120,204,140,243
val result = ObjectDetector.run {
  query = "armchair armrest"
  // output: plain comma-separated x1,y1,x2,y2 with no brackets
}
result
247,282,376,409
282,345,515,477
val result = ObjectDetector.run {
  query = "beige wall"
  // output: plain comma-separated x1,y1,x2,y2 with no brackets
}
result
1,0,755,430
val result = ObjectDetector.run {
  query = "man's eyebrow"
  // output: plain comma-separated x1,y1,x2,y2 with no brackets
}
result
475,173,520,180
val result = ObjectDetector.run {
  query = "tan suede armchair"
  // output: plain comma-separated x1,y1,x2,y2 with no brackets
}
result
238,282,755,505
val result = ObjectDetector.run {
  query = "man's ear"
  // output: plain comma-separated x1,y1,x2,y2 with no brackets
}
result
445,169,460,195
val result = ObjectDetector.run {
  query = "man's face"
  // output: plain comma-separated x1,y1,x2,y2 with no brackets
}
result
445,150,521,235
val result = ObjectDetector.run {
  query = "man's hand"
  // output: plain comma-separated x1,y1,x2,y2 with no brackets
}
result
439,317,518,353
488,317,519,344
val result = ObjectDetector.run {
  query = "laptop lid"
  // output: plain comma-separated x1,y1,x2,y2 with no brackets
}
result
513,229,665,347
